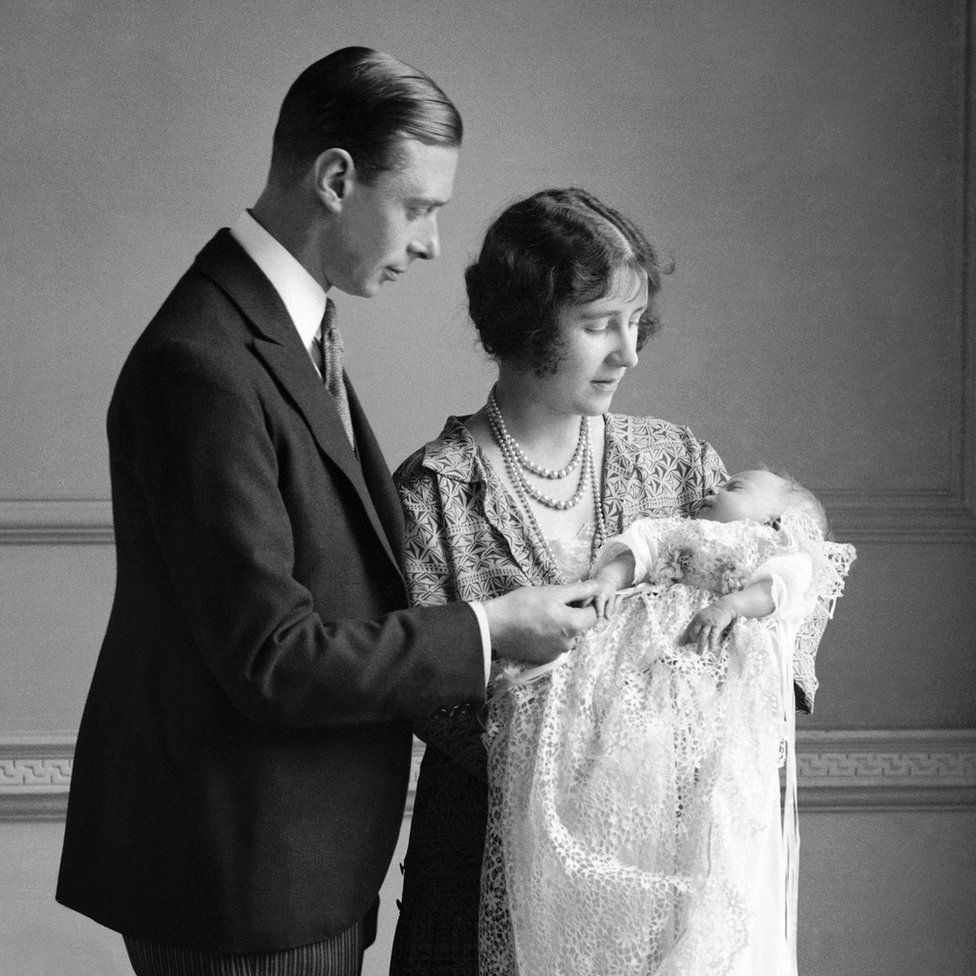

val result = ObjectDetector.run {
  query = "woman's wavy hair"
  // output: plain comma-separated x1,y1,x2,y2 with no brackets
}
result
270,46,462,185
465,188,669,375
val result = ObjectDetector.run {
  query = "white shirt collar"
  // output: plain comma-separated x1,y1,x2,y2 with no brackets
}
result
229,210,327,355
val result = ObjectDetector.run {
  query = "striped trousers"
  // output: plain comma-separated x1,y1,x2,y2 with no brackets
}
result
123,920,365,976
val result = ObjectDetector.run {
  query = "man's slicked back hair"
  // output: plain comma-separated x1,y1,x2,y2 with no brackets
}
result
270,46,462,184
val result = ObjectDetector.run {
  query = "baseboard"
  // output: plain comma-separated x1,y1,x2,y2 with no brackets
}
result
2,728,973,821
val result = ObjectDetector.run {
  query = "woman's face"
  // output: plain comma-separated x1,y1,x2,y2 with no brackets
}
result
513,267,647,417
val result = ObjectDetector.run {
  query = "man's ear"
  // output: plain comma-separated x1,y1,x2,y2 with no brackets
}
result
312,148,355,213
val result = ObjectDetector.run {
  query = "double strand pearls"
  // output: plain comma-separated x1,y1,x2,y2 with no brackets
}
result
486,387,607,578
486,389,589,510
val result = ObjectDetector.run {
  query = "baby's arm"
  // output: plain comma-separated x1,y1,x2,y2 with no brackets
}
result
683,579,775,656
588,551,637,619
683,551,813,656
587,517,671,618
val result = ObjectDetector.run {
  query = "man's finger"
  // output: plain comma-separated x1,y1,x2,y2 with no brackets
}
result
560,578,603,604
568,603,598,630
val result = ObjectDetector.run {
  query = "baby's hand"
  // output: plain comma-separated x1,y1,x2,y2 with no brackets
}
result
585,575,621,620
683,600,736,656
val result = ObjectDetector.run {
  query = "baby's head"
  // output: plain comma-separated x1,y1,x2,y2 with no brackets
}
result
697,469,827,533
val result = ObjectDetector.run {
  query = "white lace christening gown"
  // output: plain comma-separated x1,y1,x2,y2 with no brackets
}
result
481,512,855,976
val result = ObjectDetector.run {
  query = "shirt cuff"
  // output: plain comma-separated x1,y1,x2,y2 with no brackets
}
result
468,601,492,686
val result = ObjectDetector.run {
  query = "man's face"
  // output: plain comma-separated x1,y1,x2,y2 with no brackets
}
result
327,138,458,298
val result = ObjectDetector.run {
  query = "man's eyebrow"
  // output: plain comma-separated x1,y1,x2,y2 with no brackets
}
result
405,194,451,207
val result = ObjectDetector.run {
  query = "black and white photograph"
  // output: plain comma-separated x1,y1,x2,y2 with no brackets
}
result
1,2,973,974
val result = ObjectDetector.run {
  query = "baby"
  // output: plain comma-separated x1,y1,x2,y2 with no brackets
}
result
482,470,855,976
589,469,828,657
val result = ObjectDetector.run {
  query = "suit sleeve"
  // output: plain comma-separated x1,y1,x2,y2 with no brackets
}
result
115,339,485,728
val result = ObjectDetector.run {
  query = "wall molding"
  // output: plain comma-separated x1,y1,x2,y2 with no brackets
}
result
3,728,973,822
1,490,975,546
0,500,113,545
818,490,976,544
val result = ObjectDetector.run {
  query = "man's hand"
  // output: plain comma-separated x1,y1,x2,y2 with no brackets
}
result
682,600,736,656
483,580,602,664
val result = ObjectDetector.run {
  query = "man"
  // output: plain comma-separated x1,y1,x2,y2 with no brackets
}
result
56,47,598,976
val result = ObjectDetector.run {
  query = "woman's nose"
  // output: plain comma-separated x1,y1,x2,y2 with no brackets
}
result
613,329,639,368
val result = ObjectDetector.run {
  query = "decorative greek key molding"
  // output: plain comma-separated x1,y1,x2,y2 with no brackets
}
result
793,728,976,811
2,729,973,821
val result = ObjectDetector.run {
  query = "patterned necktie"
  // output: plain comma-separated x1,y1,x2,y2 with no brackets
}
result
316,298,356,450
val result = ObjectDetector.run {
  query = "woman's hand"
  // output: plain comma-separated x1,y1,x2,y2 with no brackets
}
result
683,600,736,656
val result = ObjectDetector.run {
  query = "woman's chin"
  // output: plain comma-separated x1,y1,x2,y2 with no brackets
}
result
582,388,617,413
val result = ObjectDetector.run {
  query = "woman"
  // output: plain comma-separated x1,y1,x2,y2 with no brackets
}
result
388,188,727,975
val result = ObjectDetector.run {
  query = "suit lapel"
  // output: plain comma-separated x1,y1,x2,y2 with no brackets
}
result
194,231,405,582
345,380,405,567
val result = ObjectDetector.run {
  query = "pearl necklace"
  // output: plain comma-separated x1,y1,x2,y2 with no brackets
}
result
485,390,608,580
486,389,589,510
487,389,586,480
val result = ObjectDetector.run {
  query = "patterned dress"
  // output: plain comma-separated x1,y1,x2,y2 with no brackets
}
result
389,413,726,976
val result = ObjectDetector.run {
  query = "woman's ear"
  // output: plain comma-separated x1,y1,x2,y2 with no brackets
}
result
311,148,355,213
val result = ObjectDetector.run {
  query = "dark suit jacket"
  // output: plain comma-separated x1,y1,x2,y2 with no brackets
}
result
56,230,485,952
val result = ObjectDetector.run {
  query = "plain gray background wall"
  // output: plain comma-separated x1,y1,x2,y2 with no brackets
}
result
1,1,974,973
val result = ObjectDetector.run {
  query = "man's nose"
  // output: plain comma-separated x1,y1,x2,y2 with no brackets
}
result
410,217,440,261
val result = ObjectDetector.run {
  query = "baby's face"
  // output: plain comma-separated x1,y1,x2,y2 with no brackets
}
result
697,470,788,524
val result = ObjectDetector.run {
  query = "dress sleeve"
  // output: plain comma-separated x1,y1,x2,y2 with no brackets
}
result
758,513,857,713
591,518,667,583
700,439,728,495
745,553,815,622
395,454,490,780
